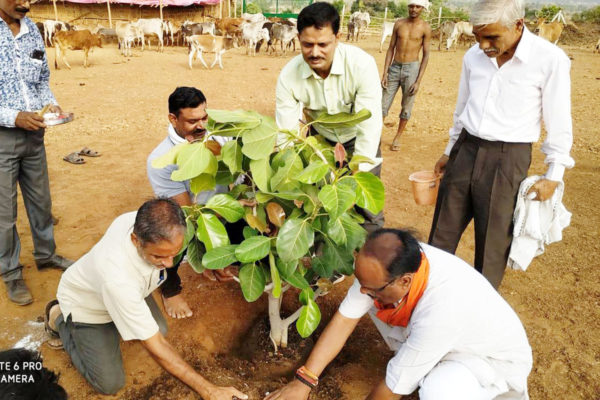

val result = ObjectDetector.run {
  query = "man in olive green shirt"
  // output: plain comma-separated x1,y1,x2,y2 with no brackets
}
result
275,2,384,231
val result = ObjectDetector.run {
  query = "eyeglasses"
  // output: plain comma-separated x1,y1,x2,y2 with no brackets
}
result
362,278,397,294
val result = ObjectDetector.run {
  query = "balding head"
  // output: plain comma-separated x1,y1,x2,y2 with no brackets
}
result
133,198,186,247
360,229,422,279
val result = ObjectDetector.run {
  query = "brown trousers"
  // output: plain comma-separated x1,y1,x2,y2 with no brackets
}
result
428,130,532,289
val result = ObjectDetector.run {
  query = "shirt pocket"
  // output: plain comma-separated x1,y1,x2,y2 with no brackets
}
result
21,57,43,83
337,100,354,114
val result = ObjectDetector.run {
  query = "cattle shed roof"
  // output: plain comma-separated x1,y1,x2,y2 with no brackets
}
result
40,0,221,6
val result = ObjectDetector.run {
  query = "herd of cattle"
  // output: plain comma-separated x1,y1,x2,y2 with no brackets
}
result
35,11,599,70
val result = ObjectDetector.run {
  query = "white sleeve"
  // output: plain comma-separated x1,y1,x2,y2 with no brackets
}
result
445,54,470,156
338,279,374,319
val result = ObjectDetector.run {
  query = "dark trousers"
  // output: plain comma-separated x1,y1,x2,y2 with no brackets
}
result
428,130,531,289
56,295,167,395
0,127,55,282
321,135,385,234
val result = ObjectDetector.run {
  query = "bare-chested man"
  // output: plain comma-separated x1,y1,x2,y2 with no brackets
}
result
381,0,431,151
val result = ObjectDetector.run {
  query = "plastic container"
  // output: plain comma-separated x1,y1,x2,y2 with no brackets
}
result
408,171,442,206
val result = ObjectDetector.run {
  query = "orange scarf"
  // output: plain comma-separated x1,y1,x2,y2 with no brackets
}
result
374,253,430,327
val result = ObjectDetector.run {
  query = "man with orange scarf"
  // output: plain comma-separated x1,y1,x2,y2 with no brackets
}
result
265,229,532,400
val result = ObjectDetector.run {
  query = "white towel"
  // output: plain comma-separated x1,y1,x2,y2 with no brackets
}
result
508,176,571,271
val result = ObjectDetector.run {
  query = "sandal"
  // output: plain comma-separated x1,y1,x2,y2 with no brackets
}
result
78,147,101,157
44,300,63,349
63,152,85,164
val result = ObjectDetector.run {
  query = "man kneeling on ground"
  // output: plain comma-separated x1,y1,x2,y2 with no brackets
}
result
45,198,247,399
266,229,532,400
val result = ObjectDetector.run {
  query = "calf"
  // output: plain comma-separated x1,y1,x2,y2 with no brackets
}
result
535,18,564,45
115,21,140,56
379,20,395,51
43,20,68,46
187,35,237,69
349,11,370,41
214,17,244,38
446,21,474,50
241,22,269,56
54,30,102,69
269,23,296,55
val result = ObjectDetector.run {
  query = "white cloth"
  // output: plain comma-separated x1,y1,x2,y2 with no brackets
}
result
57,212,166,341
338,243,532,398
276,43,383,172
446,27,574,181
408,0,430,10
507,175,571,271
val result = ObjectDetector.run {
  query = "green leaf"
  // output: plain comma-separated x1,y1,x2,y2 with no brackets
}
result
186,239,206,273
270,150,304,190
269,252,282,298
235,236,272,263
184,217,196,246
151,142,185,169
276,218,315,262
348,154,375,171
323,238,354,276
255,192,274,203
340,213,367,252
239,263,266,302
229,184,249,199
296,295,321,338
296,160,330,184
208,109,262,124
326,217,347,246
196,212,229,250
204,194,245,223
202,244,238,270
171,143,217,182
313,109,372,129
215,162,234,185
318,183,356,221
250,158,272,192
241,116,278,160
243,226,258,239
222,141,243,174
354,172,385,215
311,256,333,278
190,174,216,195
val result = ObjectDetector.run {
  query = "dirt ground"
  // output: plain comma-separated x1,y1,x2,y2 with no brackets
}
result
1,30,599,400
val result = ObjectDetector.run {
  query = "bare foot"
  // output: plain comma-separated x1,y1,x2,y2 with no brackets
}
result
162,294,193,319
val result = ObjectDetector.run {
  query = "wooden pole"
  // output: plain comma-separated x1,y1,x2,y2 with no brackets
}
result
383,7,387,23
160,0,163,23
106,0,112,28
437,6,442,27
341,4,345,33
219,0,222,19
52,0,58,21
233,0,236,18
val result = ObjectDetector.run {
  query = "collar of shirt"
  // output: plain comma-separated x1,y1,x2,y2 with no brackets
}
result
299,44,345,80
168,124,186,145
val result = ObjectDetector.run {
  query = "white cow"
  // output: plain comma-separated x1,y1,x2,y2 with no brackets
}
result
269,23,296,55
187,35,238,69
241,22,270,56
133,18,164,52
43,20,68,46
349,11,370,41
242,13,267,24
446,21,474,50
115,21,141,56
379,20,395,52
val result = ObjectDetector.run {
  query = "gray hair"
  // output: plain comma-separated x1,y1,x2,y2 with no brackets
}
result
134,198,186,246
470,0,524,27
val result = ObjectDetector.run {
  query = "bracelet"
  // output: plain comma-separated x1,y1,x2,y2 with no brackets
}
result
295,366,319,389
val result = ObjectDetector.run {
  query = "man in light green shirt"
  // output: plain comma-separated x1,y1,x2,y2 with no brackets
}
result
275,2,384,232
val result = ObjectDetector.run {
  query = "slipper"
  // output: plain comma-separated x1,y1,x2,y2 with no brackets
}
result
44,299,60,338
63,152,85,164
390,141,401,151
78,147,101,157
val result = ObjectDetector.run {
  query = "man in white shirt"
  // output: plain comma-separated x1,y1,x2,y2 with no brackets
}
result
265,229,532,400
428,0,574,288
46,199,247,400
147,87,236,319
276,2,383,232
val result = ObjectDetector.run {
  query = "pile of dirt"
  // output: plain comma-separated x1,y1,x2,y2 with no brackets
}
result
561,22,600,47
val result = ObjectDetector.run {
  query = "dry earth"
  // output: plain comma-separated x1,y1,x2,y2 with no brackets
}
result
1,32,599,399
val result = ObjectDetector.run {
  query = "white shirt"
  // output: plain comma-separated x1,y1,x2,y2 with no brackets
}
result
57,212,166,341
446,28,574,181
339,243,532,395
276,43,383,171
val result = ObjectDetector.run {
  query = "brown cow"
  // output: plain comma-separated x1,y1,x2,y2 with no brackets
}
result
214,17,244,37
54,30,102,69
535,18,564,45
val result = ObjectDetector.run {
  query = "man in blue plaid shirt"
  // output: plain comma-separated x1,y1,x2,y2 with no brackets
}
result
1,0,73,305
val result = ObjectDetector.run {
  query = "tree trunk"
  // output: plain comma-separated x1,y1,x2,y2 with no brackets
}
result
267,290,302,350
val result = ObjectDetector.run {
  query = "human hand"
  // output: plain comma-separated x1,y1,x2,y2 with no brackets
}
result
408,81,420,96
527,179,559,201
264,380,311,400
204,384,248,400
381,74,388,89
434,154,449,175
15,111,46,131
201,266,238,282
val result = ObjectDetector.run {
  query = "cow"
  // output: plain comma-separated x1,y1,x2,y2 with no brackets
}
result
182,21,216,43
435,20,455,51
162,20,175,46
115,21,141,56
595,37,600,53
535,18,564,45
347,20,357,42
43,20,68,46
379,20,395,52
446,21,474,50
215,17,244,38
349,11,370,41
241,22,269,56
132,18,164,51
53,30,102,69
242,13,267,24
187,35,238,69
269,22,296,55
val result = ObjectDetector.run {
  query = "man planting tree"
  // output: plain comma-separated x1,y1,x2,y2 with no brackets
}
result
265,229,532,399
45,199,247,399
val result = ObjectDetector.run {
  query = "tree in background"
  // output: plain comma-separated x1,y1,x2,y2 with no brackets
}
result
573,5,600,24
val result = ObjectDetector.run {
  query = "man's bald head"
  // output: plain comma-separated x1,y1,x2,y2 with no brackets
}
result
360,229,422,279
